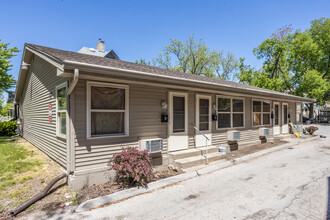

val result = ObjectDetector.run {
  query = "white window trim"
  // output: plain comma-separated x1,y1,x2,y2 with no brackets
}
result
55,82,68,139
168,92,188,135
296,102,302,123
216,95,245,130
252,99,271,127
86,81,129,139
195,94,212,132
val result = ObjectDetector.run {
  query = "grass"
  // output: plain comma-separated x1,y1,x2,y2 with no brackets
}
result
0,136,43,194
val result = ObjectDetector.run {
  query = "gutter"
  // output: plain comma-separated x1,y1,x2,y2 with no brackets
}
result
63,60,316,103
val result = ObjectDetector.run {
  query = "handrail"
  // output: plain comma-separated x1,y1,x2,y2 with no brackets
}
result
192,125,210,140
192,125,209,164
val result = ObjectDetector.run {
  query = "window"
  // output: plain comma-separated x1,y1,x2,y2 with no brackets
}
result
173,96,185,133
199,98,210,131
56,82,67,138
274,103,279,125
253,100,271,126
217,96,244,129
296,103,302,123
87,82,129,138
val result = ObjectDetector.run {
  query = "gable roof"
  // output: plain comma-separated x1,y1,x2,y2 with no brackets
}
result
21,43,315,102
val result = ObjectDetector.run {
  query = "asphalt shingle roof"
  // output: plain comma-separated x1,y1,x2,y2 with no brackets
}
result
25,43,314,102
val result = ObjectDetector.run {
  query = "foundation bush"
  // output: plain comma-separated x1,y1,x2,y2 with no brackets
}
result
109,147,153,187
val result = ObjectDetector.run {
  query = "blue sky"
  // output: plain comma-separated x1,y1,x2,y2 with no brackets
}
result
1,0,330,83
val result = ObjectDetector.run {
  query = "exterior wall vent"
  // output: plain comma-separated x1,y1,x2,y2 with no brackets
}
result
227,131,241,141
259,128,270,137
140,138,163,153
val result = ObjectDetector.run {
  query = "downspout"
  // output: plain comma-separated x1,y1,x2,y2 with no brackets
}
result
66,69,79,174
67,68,79,96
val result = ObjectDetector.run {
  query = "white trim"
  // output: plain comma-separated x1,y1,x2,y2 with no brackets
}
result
282,102,289,134
55,82,68,139
296,102,302,123
63,60,315,103
216,95,245,130
252,99,272,127
195,94,212,132
168,91,188,135
86,81,129,139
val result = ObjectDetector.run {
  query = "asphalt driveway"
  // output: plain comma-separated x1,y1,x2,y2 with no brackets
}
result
31,125,330,220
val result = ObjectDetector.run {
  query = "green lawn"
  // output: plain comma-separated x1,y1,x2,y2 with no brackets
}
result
0,137,43,194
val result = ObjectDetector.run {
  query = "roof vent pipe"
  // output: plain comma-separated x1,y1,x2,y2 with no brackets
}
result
96,38,105,53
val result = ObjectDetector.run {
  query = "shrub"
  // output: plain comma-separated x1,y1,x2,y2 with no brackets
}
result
305,126,318,135
109,147,153,187
0,121,17,136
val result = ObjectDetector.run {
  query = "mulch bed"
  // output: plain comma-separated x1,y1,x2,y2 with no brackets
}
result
76,168,179,204
224,139,289,161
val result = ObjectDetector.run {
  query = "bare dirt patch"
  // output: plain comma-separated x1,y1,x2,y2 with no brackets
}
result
0,138,75,219
77,168,179,203
224,139,289,161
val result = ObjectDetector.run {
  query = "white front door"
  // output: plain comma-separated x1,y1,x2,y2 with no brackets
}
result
168,92,189,151
273,102,280,135
282,103,289,134
195,95,212,147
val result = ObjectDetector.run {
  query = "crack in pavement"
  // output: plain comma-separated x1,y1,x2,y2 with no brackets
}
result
268,167,330,220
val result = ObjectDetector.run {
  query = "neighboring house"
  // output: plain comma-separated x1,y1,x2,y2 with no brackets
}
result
14,42,315,190
319,102,330,123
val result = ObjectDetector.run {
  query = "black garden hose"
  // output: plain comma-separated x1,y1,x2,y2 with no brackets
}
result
10,173,67,216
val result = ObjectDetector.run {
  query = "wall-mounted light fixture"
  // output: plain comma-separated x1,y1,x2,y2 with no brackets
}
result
161,100,168,111
212,103,217,121
271,111,274,119
160,100,168,123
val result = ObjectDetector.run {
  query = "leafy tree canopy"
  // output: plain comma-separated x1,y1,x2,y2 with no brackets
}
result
237,18,330,105
137,35,239,80
0,39,19,92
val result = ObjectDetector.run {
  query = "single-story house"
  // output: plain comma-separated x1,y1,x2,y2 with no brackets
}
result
14,42,315,190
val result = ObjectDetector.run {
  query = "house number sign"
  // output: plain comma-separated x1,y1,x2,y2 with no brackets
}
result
48,103,52,122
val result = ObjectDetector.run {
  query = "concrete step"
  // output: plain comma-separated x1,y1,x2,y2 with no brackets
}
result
176,152,226,169
197,146,220,155
169,148,201,160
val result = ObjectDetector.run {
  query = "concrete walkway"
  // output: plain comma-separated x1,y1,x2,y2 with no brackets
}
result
32,125,330,220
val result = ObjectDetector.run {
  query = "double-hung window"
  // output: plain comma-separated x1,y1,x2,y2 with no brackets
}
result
56,82,67,138
253,100,271,126
217,96,244,129
87,82,129,138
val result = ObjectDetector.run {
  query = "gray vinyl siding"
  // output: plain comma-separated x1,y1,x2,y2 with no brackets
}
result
73,80,168,171
72,74,301,172
19,56,68,167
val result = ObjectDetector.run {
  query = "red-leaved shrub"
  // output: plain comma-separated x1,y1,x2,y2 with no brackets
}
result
305,126,318,135
109,147,154,187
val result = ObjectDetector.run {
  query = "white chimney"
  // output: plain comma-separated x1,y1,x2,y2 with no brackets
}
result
96,38,105,53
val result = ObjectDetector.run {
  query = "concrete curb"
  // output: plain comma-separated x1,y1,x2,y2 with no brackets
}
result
74,136,320,213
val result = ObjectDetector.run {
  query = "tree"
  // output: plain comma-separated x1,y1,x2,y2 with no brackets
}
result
252,25,293,92
135,58,151,66
238,18,330,110
216,52,239,80
0,39,19,92
308,18,330,80
152,35,239,78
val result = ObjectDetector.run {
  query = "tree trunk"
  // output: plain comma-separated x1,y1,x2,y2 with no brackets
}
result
308,103,314,119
